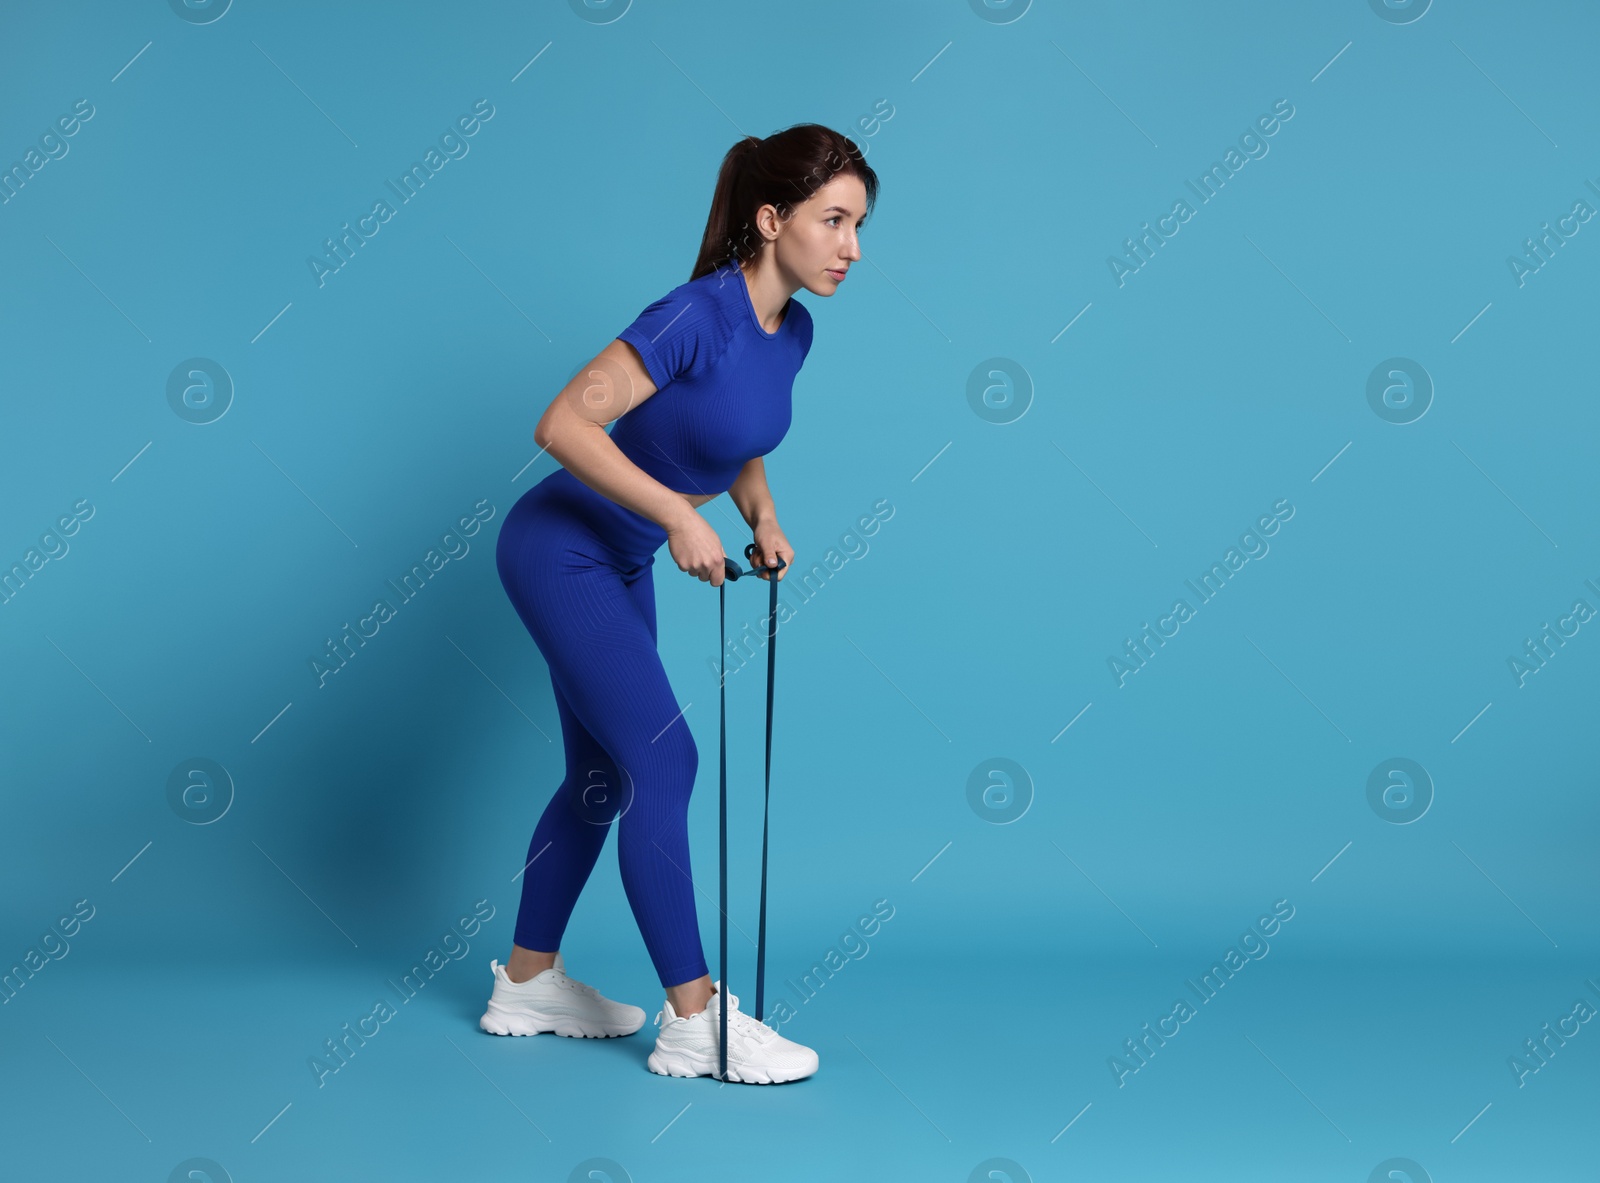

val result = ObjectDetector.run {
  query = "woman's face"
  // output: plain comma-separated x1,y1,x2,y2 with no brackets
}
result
769,173,867,297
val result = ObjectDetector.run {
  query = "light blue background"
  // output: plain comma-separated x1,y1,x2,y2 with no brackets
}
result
1,0,1596,1180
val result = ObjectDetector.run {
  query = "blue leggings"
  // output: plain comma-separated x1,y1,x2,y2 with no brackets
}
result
495,468,709,989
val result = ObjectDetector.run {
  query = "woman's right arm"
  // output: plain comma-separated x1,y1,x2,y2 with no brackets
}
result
534,339,730,584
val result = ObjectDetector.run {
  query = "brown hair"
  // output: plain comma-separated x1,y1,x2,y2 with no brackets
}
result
690,123,880,281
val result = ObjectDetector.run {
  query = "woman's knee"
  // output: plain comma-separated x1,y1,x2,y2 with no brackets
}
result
563,755,628,825
611,723,698,804
657,722,698,783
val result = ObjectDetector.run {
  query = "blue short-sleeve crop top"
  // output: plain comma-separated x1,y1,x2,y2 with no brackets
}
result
610,260,813,497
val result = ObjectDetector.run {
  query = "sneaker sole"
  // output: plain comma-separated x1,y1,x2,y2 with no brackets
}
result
479,1001,641,1039
646,1046,817,1084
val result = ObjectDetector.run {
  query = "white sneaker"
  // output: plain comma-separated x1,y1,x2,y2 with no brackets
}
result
478,952,645,1038
646,980,819,1084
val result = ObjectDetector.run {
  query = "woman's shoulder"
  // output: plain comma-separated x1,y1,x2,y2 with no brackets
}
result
617,269,746,389
631,266,745,325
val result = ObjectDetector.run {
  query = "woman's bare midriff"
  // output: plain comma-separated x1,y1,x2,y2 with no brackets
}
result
679,491,716,509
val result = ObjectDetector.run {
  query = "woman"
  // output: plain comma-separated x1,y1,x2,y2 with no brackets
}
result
478,123,878,1084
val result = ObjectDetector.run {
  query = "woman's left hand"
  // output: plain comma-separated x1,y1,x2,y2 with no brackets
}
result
749,523,794,581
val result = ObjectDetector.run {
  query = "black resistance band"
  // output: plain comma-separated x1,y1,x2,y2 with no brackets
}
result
716,542,785,1082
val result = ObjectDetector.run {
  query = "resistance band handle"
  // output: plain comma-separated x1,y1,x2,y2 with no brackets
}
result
722,543,787,583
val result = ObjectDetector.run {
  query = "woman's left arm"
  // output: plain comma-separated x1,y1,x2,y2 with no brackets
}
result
728,457,793,580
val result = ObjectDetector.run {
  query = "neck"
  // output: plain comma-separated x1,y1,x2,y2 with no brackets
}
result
740,261,791,333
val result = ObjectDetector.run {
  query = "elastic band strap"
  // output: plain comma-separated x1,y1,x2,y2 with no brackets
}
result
716,566,779,1076
755,572,776,1021
718,579,729,1081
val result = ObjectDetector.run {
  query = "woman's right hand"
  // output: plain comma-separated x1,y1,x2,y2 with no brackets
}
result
666,511,728,586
